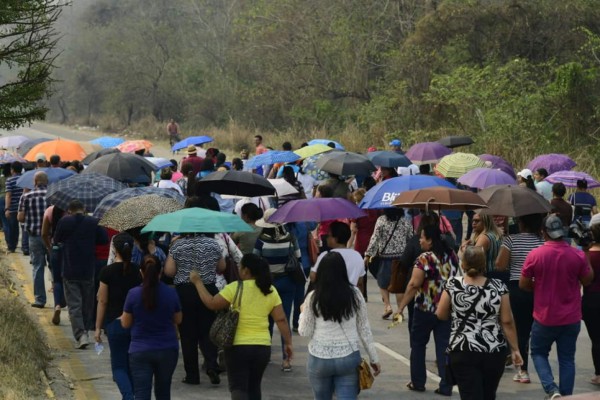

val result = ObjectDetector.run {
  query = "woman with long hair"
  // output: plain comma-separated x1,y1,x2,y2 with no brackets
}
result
121,255,182,400
190,254,293,399
398,224,458,395
42,204,67,325
277,165,306,206
95,233,141,400
436,246,522,399
299,252,381,399
461,213,503,280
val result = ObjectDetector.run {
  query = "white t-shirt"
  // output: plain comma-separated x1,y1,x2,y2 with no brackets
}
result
154,179,183,196
311,248,366,286
297,173,317,199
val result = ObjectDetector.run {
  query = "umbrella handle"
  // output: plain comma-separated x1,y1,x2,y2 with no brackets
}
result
425,197,435,214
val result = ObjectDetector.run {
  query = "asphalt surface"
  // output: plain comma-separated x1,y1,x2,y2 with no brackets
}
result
2,122,600,399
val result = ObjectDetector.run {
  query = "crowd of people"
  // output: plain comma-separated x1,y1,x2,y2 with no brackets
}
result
1,133,599,400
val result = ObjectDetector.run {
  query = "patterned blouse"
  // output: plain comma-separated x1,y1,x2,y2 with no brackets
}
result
413,251,458,313
364,216,413,259
444,277,508,353
169,235,222,285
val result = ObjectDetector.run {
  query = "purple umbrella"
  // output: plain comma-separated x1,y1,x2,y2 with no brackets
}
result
268,198,366,223
527,154,576,175
406,142,452,165
479,154,516,179
546,171,600,188
457,168,516,189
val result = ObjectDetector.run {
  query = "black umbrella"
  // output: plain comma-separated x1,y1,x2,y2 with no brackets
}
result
17,138,52,156
196,170,276,197
315,151,376,176
437,135,474,149
366,151,412,168
82,148,121,165
82,152,158,183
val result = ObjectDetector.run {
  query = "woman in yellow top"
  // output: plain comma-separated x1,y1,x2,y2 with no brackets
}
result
190,254,293,400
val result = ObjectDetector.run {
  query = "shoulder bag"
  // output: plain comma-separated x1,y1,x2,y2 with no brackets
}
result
339,310,375,392
209,280,243,349
284,241,306,284
444,278,489,386
367,218,399,278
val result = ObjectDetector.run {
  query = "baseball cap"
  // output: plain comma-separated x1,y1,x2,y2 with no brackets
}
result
517,168,532,179
389,139,402,147
544,214,564,239
35,152,47,162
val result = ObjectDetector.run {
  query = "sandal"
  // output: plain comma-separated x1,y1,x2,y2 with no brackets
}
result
590,376,600,386
406,382,425,392
382,306,393,320
281,361,292,372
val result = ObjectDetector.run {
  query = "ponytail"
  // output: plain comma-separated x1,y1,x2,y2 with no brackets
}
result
240,254,272,296
113,232,135,276
141,255,161,310
525,176,536,191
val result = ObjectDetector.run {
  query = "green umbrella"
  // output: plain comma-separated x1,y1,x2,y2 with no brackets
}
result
141,207,253,234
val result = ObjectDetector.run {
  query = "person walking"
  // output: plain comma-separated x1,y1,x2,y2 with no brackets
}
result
95,233,142,400
520,215,594,398
436,246,523,400
190,254,293,400
4,161,24,253
533,168,553,201
569,179,598,226
42,205,67,324
461,212,503,281
585,217,600,386
122,255,182,400
231,203,263,255
167,119,181,151
299,252,381,400
17,171,48,308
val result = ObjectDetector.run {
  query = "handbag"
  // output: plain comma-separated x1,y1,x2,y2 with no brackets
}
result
358,358,375,390
367,218,400,278
284,242,306,284
209,280,243,349
445,278,489,386
223,234,240,283
387,259,407,294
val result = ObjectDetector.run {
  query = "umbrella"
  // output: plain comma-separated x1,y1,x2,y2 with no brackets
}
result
366,151,412,168
435,152,487,178
82,148,121,165
100,195,184,231
246,151,300,168
17,138,52,156
145,157,174,170
316,152,376,176
83,152,158,183
478,184,552,217
0,135,29,148
171,136,213,151
0,152,27,164
457,168,516,189
268,198,366,223
268,179,299,197
141,207,253,234
16,167,76,190
546,171,600,188
437,135,474,148
405,142,452,165
196,170,276,197
359,176,456,209
24,138,87,161
93,187,185,219
478,154,516,178
90,137,125,148
391,187,487,211
527,153,576,175
308,139,344,150
301,153,331,182
46,173,127,212
116,140,153,153
294,144,333,159
77,141,103,155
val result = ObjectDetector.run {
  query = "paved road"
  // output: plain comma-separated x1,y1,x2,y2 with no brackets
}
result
3,122,600,399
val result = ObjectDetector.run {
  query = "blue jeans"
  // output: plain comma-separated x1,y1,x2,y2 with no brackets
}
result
130,348,178,400
21,225,29,252
49,247,66,308
0,198,7,237
307,351,360,400
269,274,295,360
6,211,19,251
106,319,134,400
530,321,580,396
29,235,46,305
410,309,452,394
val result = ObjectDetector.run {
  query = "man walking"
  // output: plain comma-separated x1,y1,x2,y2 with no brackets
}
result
4,161,24,253
520,215,594,399
17,171,48,308
54,200,108,349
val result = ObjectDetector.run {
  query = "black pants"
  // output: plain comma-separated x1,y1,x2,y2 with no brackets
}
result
176,282,219,382
224,345,271,400
508,281,534,371
450,351,505,400
583,292,600,375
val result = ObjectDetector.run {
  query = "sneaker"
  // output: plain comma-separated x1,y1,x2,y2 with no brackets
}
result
544,392,561,399
512,370,530,383
76,334,89,349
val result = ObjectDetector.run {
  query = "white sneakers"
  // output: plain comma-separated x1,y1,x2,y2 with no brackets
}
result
545,392,561,400
512,370,531,384
76,332,89,349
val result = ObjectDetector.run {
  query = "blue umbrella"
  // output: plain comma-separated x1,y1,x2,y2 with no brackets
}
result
172,136,213,151
308,139,344,150
16,168,76,190
366,151,412,168
359,175,455,209
90,136,125,148
246,151,300,168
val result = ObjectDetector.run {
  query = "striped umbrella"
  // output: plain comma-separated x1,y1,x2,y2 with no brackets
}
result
93,187,185,219
46,173,128,212
435,153,487,178
99,195,184,231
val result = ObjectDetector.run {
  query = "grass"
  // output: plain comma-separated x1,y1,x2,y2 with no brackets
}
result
0,262,50,399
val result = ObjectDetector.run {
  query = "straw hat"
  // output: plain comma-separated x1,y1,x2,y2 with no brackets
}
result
186,145,197,155
255,208,280,228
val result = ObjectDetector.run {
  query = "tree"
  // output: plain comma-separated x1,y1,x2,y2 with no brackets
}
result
0,0,64,130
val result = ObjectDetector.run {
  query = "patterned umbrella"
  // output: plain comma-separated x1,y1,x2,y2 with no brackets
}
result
171,136,213,151
246,151,300,168
308,139,344,150
99,195,184,231
116,140,154,153
435,153,487,178
90,137,125,148
46,173,128,212
93,187,185,219
478,154,516,179
405,142,452,165
16,167,76,190
546,171,600,188
527,153,576,175
301,153,331,182
457,167,516,189
0,135,29,148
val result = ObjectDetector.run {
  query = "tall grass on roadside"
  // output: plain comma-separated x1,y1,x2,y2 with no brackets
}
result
0,265,49,399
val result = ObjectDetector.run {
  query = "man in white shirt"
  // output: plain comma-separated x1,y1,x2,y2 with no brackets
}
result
310,221,365,288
